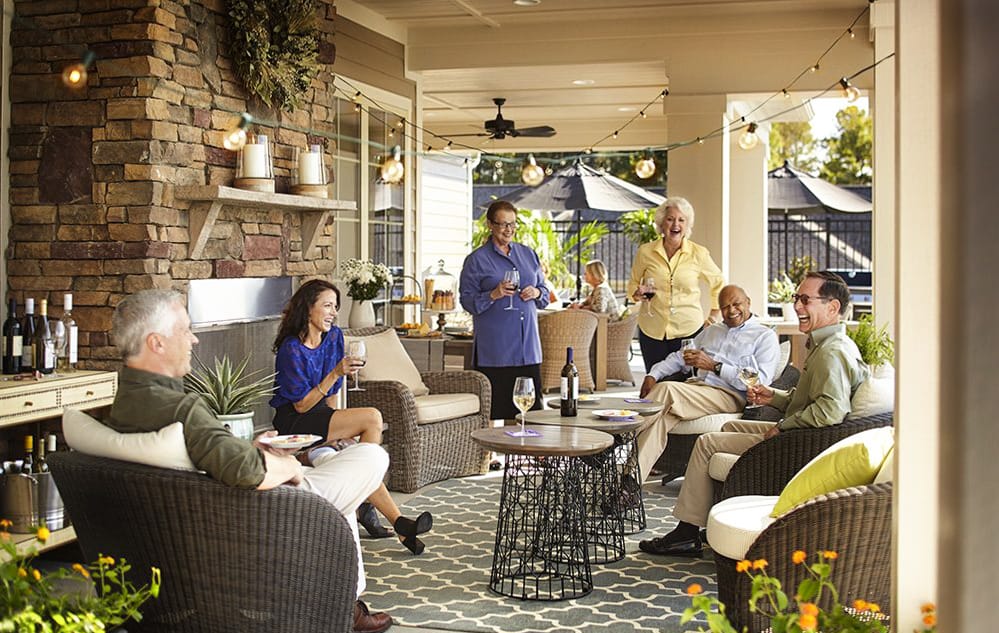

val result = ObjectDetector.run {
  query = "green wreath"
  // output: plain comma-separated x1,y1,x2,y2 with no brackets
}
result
227,0,321,112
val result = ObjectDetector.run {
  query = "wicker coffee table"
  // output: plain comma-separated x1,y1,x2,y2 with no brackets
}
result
471,425,614,601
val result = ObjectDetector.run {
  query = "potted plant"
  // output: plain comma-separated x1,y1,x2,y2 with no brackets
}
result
846,314,895,415
339,258,394,328
768,273,797,321
184,354,276,440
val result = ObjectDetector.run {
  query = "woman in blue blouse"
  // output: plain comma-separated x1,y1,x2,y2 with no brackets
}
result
460,200,550,420
271,279,432,554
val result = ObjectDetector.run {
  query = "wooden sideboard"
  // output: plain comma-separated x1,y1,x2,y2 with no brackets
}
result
0,370,118,556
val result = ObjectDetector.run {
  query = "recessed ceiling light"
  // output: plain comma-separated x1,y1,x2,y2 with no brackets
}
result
617,106,636,112
513,0,541,5
572,79,595,86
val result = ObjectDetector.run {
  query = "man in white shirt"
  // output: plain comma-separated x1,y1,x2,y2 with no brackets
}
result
634,285,780,480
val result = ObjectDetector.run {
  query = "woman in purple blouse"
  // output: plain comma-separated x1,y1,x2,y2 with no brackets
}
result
271,279,432,554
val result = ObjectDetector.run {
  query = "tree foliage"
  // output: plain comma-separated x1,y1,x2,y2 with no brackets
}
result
820,106,872,184
768,122,820,173
473,151,668,187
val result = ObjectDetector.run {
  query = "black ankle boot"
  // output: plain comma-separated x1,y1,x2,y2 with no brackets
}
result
393,511,433,538
357,502,393,539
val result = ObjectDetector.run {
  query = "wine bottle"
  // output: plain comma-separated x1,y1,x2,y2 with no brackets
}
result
34,299,55,374
58,293,78,372
21,298,36,372
3,298,22,374
560,346,579,417
22,435,35,474
37,433,49,473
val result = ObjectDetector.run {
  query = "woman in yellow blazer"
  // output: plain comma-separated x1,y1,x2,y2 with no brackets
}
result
627,197,724,372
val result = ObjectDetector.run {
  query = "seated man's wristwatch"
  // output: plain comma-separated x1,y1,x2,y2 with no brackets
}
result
713,361,723,375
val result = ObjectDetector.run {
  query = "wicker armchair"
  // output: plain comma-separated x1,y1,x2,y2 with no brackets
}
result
48,451,357,633
602,311,638,385
539,310,598,392
343,326,492,493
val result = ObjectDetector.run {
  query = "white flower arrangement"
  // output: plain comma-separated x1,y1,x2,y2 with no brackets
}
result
339,258,393,301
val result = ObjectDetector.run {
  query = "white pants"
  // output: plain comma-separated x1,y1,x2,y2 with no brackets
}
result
298,443,389,598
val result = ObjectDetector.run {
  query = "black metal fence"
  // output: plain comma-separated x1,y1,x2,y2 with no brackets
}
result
768,212,872,280
552,220,635,294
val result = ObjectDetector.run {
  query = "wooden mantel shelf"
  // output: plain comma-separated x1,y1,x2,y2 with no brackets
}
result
175,185,358,259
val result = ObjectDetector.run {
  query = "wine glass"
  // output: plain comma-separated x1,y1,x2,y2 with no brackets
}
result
738,355,761,408
510,376,536,437
640,276,656,315
680,338,697,377
503,269,520,311
347,340,367,392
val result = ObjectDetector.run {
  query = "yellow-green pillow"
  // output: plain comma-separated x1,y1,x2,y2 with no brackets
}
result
770,427,894,517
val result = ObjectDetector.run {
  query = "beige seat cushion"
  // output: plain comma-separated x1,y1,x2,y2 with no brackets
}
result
413,393,481,424
706,494,780,560
344,328,430,396
671,413,740,435
63,408,198,472
708,451,741,482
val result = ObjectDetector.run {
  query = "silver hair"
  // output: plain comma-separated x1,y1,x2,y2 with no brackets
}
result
112,289,184,360
653,196,695,238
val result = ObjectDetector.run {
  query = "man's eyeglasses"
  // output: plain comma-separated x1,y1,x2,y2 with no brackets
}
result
791,294,831,306
490,220,518,230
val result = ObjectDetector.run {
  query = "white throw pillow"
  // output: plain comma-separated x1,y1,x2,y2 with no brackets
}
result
848,364,895,419
344,328,430,396
63,408,198,471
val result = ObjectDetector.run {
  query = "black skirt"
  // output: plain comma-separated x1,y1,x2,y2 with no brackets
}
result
272,401,335,439
474,364,544,420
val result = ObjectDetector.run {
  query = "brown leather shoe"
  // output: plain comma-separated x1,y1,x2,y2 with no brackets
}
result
354,600,392,633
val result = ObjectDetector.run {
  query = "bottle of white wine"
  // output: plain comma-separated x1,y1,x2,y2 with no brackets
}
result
560,346,579,417
34,299,55,375
58,293,78,372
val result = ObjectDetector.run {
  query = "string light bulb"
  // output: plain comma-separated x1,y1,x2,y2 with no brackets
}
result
520,154,545,186
634,155,656,179
782,89,791,99
810,64,820,73
848,28,855,39
380,145,405,183
612,130,619,139
640,110,647,119
839,77,861,103
738,122,760,150
222,113,253,151
61,50,97,88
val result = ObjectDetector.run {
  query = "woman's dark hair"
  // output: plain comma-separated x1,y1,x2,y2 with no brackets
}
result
272,279,341,352
486,200,517,222
806,270,851,315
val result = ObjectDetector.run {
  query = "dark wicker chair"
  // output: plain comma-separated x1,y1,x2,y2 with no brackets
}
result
342,326,493,493
48,452,358,633
714,482,893,633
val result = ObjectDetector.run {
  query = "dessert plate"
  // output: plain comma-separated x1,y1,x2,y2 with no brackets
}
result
259,434,323,450
593,409,639,421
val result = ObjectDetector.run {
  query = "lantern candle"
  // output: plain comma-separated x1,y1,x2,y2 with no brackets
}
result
241,135,270,178
298,145,324,185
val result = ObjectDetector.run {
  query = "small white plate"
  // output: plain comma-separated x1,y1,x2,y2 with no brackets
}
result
259,434,323,450
593,409,639,420
578,394,601,402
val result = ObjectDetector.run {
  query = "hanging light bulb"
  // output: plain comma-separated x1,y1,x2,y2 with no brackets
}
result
810,64,820,73
61,50,97,88
612,130,619,139
848,28,855,39
839,77,861,103
223,113,253,151
635,155,656,179
738,122,760,150
782,89,791,99
380,145,405,183
520,154,545,186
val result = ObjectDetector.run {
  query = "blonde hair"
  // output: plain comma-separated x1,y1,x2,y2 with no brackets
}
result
584,260,607,284
654,197,695,238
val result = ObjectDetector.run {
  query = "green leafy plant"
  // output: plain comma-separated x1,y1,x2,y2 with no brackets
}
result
619,208,659,245
846,314,895,368
184,355,276,416
683,550,888,633
768,274,796,303
2,521,160,631
785,255,817,286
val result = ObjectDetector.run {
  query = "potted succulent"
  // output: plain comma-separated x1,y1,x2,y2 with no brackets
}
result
184,354,276,440
846,314,896,415
768,273,797,322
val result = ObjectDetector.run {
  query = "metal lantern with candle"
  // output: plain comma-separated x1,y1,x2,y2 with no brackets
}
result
290,144,329,198
234,133,275,193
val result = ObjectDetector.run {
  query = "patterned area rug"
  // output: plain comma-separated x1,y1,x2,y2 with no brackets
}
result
362,475,717,633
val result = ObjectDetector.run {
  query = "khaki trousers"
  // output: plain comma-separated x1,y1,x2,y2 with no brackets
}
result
672,420,776,527
636,380,744,481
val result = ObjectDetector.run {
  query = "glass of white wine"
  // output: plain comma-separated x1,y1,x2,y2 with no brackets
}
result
738,355,761,408
511,376,536,437
680,338,697,377
347,340,367,392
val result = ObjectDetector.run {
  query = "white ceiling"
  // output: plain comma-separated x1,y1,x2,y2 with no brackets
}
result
341,0,874,151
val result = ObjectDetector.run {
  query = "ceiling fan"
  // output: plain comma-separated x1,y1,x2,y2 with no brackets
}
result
450,98,557,140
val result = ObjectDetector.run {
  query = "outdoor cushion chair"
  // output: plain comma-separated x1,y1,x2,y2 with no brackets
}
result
601,311,639,385
48,451,357,633
343,326,492,493
538,309,598,392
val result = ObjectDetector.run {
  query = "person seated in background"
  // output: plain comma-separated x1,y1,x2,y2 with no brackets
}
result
271,279,433,556
633,284,780,483
569,259,621,318
106,289,394,633
639,271,867,557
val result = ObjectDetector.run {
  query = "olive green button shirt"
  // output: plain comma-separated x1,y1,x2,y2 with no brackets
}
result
770,323,868,430
107,367,266,489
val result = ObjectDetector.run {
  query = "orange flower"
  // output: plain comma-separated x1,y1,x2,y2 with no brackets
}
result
792,550,807,564
0,518,12,529
99,555,116,566
923,613,937,627
72,563,91,579
868,602,881,613
822,550,838,559
17,567,27,578
921,603,936,614
32,569,41,581
799,613,818,630
752,558,768,570
36,526,50,543
687,583,703,596
799,602,819,617
853,599,869,611
735,560,751,573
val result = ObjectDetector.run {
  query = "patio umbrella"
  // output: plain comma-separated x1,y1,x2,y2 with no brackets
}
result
768,160,871,213
497,162,665,298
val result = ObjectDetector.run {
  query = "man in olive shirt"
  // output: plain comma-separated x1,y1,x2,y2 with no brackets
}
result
107,289,393,633
640,271,868,556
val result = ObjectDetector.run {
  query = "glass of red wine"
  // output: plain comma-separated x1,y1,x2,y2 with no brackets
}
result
503,269,520,311
640,276,656,315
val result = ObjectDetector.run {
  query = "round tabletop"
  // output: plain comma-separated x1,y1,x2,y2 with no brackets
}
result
545,396,664,416
523,408,644,435
471,425,614,457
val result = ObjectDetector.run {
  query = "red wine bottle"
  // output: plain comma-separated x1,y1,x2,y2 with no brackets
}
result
560,346,579,417
3,298,22,374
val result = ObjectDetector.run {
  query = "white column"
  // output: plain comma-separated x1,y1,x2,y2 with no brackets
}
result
727,121,769,307
871,1,896,334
